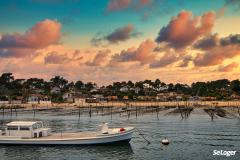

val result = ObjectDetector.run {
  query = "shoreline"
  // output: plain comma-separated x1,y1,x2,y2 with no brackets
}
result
0,101,240,109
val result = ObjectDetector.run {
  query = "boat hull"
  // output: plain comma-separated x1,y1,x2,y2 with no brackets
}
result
0,128,134,145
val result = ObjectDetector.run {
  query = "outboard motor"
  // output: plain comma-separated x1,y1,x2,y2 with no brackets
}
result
101,123,109,134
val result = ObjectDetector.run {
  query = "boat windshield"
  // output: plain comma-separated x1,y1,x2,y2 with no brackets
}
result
32,122,43,130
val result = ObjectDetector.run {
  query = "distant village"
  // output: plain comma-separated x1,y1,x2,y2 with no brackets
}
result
0,73,240,105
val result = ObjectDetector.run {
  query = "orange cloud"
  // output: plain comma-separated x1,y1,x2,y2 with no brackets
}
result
111,39,156,64
194,45,240,66
0,19,61,58
155,10,215,49
86,50,110,66
218,62,239,72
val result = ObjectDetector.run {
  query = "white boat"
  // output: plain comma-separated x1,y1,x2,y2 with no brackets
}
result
0,121,134,145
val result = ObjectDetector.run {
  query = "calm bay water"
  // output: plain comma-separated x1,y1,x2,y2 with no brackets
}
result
0,109,239,160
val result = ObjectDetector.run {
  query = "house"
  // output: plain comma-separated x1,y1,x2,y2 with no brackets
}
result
39,96,51,104
62,92,74,103
50,86,61,94
90,88,98,93
11,96,23,104
130,87,141,94
199,96,217,101
123,96,129,100
27,94,40,104
230,93,240,100
137,96,155,101
120,86,129,92
156,92,184,101
108,96,118,101
74,96,86,104
27,94,51,104
156,85,169,91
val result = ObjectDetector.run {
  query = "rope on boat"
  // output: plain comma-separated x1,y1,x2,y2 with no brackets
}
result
135,128,151,145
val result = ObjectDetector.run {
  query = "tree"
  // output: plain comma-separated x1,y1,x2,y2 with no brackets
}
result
230,79,240,95
75,80,84,90
0,73,14,86
50,76,68,89
154,79,161,88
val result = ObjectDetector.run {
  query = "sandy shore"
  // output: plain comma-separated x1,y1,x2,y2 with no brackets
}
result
1,101,240,109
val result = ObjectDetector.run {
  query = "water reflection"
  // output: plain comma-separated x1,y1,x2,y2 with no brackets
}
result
3,144,134,160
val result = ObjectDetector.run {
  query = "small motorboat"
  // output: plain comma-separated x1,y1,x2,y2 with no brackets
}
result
161,138,170,145
0,121,134,145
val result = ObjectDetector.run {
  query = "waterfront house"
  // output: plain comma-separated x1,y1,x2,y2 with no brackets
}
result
27,94,40,104
27,94,51,104
39,96,51,104
74,96,86,104
62,92,74,103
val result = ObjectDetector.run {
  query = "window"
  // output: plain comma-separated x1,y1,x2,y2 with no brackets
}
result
32,124,38,130
20,127,30,130
7,126,18,130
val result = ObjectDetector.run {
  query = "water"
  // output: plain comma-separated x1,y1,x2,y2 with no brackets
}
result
0,109,239,160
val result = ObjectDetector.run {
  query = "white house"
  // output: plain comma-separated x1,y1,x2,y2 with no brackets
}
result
27,95,39,104
120,86,129,92
62,92,74,103
27,94,51,104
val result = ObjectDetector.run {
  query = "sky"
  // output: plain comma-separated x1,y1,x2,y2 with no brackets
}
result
0,0,240,85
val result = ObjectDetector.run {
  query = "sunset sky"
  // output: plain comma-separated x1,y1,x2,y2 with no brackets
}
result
0,0,240,85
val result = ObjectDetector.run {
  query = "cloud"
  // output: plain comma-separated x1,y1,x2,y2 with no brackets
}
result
220,34,240,46
111,39,156,64
0,19,61,49
194,34,219,50
178,55,192,67
218,62,238,72
91,24,141,46
44,52,69,64
86,50,110,66
193,45,240,67
107,0,151,11
193,34,240,67
150,53,179,68
155,10,215,49
0,19,61,58
107,0,132,11
225,0,240,9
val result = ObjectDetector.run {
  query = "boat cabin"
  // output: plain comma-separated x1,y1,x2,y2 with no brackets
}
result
5,121,51,138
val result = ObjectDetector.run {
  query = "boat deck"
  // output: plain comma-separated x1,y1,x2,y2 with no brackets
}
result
38,132,99,139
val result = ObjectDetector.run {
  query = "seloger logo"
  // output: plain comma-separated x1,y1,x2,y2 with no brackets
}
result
213,150,237,157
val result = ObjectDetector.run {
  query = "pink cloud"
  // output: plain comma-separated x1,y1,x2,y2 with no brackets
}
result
194,45,240,66
111,39,156,64
155,10,215,49
86,50,110,66
0,19,61,57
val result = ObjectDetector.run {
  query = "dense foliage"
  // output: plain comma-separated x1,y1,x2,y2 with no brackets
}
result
0,73,240,101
